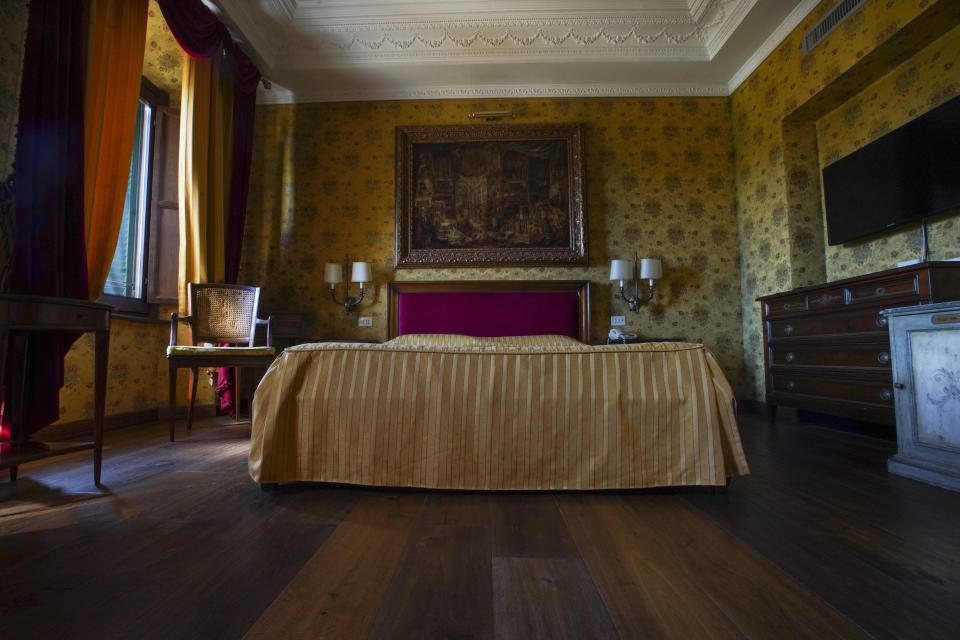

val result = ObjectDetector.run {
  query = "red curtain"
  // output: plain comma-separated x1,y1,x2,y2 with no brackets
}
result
1,0,89,441
157,0,260,414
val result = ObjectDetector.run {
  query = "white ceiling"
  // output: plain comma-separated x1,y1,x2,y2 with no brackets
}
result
210,0,819,104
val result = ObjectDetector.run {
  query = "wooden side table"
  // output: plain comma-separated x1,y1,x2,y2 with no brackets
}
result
0,294,111,486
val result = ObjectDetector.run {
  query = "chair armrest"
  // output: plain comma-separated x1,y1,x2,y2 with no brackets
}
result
256,316,272,347
169,313,193,346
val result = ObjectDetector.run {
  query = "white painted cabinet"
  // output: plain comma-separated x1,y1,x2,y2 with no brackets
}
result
883,301,960,492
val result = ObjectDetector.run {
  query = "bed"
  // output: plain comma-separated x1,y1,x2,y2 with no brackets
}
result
249,280,748,489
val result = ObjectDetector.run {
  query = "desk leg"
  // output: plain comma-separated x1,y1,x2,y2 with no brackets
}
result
168,363,177,442
0,328,8,483
93,329,108,486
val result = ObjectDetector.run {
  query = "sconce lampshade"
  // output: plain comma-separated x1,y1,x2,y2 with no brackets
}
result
324,263,343,284
351,261,371,283
609,259,632,281
640,258,663,280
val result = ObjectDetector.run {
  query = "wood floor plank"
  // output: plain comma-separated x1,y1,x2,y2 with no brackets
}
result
490,493,579,558
243,493,424,640
367,494,494,639
621,495,869,640
4,414,960,640
557,494,745,640
492,556,619,640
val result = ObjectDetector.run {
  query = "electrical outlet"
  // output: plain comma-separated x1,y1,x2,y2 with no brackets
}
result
358,316,373,327
611,315,626,326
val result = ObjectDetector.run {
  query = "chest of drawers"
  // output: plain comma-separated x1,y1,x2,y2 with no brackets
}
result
757,262,960,426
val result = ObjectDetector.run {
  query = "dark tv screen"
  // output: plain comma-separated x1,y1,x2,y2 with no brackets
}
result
822,94,960,245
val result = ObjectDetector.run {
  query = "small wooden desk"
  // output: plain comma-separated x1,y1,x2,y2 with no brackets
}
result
0,294,111,485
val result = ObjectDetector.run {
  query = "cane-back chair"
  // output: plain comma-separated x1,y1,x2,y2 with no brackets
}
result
167,283,274,441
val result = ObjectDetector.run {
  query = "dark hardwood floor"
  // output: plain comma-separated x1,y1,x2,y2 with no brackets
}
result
2,411,959,639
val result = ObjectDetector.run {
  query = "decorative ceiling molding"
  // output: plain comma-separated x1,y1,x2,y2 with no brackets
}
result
281,1,750,64
210,1,818,104
726,0,820,94
257,81,731,105
704,0,756,58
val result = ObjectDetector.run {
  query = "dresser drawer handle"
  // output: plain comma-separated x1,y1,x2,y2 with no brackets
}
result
784,324,794,336
785,380,796,391
875,286,886,296
877,351,890,364
785,352,795,363
879,388,892,401
876,315,887,328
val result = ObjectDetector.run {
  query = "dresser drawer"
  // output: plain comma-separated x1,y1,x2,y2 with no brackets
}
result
764,294,808,318
845,274,920,306
806,288,845,311
769,345,891,368
770,374,895,407
767,307,889,339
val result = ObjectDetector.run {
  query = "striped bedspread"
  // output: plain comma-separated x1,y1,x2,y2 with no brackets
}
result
249,337,749,489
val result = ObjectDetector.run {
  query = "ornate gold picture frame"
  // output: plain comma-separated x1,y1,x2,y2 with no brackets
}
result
395,124,586,267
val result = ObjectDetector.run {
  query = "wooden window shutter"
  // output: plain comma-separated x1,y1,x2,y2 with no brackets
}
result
146,106,179,304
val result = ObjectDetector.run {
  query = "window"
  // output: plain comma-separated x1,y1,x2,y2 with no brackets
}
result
103,99,151,299
100,77,178,315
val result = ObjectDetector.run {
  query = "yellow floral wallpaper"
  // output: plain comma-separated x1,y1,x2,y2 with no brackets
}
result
143,0,182,104
817,22,960,279
241,98,746,390
0,0,27,183
56,314,217,424
732,0,960,399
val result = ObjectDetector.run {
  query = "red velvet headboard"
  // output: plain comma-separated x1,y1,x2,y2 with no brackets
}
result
387,281,590,342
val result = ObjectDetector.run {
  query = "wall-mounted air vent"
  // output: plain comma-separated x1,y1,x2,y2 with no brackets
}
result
802,0,867,55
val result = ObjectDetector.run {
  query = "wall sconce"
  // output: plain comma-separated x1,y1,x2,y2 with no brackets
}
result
324,254,371,314
610,254,662,312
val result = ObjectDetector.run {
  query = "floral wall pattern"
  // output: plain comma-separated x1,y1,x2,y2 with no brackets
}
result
241,98,746,390
0,0,27,295
143,0,182,104
732,0,960,400
0,0,26,183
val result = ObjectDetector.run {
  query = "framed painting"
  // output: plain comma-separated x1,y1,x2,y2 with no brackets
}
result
395,124,586,267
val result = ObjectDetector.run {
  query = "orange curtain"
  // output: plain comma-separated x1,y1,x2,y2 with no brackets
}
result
177,49,233,314
83,0,148,300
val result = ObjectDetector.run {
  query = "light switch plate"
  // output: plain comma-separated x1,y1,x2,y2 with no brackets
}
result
358,316,373,327
611,315,626,326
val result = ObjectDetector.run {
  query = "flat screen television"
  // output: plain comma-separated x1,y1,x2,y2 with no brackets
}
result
822,94,960,245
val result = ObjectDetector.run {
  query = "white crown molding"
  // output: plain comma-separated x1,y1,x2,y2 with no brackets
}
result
287,1,750,62
213,0,297,69
256,81,730,104
726,0,819,93
279,45,709,69
274,0,298,21
295,1,699,22
705,0,756,59
688,0,713,23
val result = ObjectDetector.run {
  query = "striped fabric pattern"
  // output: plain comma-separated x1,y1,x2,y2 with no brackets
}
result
249,341,749,489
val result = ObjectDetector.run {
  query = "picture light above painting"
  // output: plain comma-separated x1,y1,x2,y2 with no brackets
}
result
394,123,586,268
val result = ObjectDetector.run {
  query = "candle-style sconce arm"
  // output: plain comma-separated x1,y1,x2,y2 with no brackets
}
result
329,286,366,315
324,254,372,315
609,253,663,314
619,281,656,313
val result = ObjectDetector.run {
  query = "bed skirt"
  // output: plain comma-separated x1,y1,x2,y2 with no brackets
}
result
249,341,749,490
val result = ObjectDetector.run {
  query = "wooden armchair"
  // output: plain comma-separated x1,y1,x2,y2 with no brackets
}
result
167,283,275,441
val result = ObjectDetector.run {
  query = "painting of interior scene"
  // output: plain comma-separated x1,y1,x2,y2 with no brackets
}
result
411,140,570,250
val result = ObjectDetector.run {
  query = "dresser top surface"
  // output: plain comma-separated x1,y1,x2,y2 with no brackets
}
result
757,261,960,302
